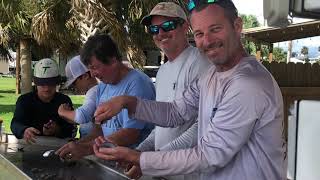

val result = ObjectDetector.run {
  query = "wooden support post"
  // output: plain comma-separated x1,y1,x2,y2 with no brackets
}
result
268,44,273,63
256,43,261,61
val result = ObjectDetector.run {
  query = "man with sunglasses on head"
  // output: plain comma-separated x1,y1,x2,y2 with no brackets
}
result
123,2,208,180
93,0,286,180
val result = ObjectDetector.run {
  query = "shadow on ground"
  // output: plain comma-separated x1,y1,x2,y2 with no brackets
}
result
0,104,82,114
0,90,15,94
0,104,15,114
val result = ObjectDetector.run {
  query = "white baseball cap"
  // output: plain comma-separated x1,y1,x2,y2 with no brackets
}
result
63,55,89,88
33,58,60,86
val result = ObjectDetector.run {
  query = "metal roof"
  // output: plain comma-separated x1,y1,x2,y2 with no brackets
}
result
242,20,320,43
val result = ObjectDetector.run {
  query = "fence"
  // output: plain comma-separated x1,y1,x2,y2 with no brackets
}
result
261,61,320,137
262,61,320,87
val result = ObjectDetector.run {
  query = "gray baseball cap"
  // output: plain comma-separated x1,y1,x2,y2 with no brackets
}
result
141,2,187,25
33,58,60,86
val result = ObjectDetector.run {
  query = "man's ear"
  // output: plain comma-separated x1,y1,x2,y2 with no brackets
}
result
82,72,90,80
233,17,243,34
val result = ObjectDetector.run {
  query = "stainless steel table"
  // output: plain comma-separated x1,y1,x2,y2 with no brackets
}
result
0,134,153,180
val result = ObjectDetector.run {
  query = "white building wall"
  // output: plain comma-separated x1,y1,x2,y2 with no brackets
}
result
0,59,9,74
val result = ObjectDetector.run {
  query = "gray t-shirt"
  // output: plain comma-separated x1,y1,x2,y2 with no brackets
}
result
137,46,209,180
137,46,208,153
134,56,287,180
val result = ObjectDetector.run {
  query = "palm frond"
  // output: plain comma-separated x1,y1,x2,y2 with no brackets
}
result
32,0,81,57
0,44,12,61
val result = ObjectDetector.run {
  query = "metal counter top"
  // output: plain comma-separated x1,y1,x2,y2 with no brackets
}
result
0,134,153,180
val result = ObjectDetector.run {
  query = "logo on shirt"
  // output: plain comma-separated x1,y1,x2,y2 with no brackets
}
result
210,108,218,119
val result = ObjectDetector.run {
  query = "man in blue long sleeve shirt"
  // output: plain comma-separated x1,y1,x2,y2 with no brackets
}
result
55,34,155,161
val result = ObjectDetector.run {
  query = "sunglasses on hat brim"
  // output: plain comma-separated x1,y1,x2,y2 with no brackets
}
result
187,0,220,12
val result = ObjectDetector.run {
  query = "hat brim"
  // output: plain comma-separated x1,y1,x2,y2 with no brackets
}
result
34,76,60,86
141,13,186,26
62,78,77,89
141,15,152,25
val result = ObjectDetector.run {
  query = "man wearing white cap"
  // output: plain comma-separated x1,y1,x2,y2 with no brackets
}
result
58,55,98,137
11,58,77,143
117,2,209,180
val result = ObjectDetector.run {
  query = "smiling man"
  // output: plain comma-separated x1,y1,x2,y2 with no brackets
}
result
122,2,208,180
92,0,287,180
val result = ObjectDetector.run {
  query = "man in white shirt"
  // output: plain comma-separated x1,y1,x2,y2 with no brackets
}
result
92,1,287,180
125,2,208,179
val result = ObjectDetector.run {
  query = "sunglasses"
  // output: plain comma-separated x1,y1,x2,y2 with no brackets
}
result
147,19,183,35
187,0,219,12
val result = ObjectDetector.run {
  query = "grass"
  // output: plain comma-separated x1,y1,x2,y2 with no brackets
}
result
0,77,84,134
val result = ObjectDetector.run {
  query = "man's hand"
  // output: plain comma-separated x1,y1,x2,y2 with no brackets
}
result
124,164,143,180
55,141,92,161
58,103,72,116
93,139,141,165
94,96,126,124
94,95,138,124
58,104,76,124
43,120,60,136
23,127,40,144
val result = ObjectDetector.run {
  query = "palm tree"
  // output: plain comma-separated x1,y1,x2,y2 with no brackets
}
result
301,46,309,57
1,0,80,94
70,0,187,68
69,0,161,69
1,0,188,94
0,0,34,94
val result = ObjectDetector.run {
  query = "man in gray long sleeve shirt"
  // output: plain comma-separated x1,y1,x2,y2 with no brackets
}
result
93,1,287,180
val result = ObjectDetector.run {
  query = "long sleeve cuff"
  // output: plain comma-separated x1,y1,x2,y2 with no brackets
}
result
140,147,211,176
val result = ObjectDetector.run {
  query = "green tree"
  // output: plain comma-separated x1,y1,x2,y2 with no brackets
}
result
70,0,168,69
301,46,309,56
240,14,260,56
1,0,187,94
1,0,80,94
273,47,287,62
300,46,309,63
241,14,260,29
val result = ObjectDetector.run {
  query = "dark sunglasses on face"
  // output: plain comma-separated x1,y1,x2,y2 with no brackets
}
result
147,19,183,35
187,0,219,12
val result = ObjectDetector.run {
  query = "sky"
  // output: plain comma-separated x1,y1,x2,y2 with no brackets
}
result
233,0,264,24
233,0,320,58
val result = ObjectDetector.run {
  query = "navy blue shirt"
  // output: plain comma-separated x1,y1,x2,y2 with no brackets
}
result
11,91,76,139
